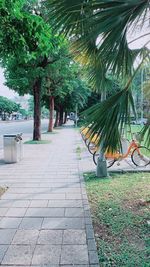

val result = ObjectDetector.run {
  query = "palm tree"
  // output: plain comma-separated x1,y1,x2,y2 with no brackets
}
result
47,0,150,175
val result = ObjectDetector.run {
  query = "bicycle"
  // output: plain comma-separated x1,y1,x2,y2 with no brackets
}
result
93,136,150,168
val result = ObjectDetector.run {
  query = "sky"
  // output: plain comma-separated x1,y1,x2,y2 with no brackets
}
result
0,67,19,99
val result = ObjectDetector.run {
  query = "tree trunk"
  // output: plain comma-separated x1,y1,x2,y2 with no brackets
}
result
54,110,59,127
63,112,67,124
48,96,54,132
33,78,41,141
59,107,64,126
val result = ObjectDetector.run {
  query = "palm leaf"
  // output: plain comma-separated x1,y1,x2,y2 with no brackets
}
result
82,89,136,152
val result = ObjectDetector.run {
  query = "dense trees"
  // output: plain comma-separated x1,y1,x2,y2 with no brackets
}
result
0,96,20,120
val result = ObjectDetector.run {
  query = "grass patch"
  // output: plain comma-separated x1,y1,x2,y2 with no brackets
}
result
24,140,51,144
84,172,150,267
42,131,58,135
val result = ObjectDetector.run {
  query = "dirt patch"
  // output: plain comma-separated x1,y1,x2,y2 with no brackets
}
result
122,198,150,215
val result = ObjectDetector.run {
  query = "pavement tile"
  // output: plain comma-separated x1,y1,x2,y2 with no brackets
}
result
5,207,27,217
0,217,22,229
19,218,43,229
11,200,31,207
32,245,61,265
65,207,84,217
0,229,16,244
0,245,9,263
2,245,35,265
0,208,9,216
60,245,89,265
0,200,14,208
66,193,82,200
25,207,65,217
48,199,83,208
12,229,39,244
89,251,99,264
37,230,63,244
42,217,85,229
29,200,48,207
63,230,86,244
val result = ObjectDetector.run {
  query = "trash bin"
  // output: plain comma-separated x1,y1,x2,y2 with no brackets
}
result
3,134,23,163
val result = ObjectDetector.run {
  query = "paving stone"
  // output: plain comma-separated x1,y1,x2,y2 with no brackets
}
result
0,229,16,244
63,230,86,244
12,230,39,244
65,207,84,217
11,200,31,207
0,208,8,216
0,200,14,208
32,245,61,265
5,207,27,217
2,245,35,265
0,245,8,263
87,239,97,251
66,193,82,200
37,230,63,244
61,245,89,265
48,199,83,208
19,218,43,229
0,217,22,229
25,207,65,217
29,200,48,207
89,251,99,264
42,217,85,229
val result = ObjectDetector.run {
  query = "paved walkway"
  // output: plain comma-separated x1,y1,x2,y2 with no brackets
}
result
0,125,99,267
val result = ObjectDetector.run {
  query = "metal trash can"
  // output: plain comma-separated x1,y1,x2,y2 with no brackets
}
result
3,134,23,163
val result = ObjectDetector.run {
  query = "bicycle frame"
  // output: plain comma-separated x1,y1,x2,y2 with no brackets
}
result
105,140,140,161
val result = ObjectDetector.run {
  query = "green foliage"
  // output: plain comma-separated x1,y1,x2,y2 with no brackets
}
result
0,96,20,115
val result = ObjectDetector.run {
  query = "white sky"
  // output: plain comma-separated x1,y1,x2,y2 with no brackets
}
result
0,67,19,99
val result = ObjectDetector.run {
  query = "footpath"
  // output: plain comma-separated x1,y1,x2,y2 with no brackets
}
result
0,124,99,267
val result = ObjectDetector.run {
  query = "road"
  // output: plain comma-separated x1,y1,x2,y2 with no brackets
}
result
0,119,49,150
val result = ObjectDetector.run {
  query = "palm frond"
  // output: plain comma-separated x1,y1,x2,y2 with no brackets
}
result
82,89,136,152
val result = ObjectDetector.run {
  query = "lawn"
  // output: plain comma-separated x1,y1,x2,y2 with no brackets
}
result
84,172,150,267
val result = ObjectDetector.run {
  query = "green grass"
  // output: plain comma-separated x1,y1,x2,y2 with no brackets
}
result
24,140,51,144
84,172,150,267
42,131,58,135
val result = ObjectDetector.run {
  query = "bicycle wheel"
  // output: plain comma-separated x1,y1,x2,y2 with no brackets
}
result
131,146,150,167
88,142,97,154
93,152,115,168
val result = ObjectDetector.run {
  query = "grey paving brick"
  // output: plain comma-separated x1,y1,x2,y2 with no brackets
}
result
5,207,27,217
0,200,14,208
61,245,89,265
0,229,16,244
42,217,85,229
11,200,31,207
19,218,43,229
65,207,84,217
37,230,63,244
25,207,65,217
29,200,48,207
32,193,66,200
66,193,82,200
0,217,22,229
48,199,83,208
0,245,8,263
32,245,61,265
0,208,8,216
63,230,86,245
12,230,39,244
89,251,99,264
2,245,35,265
87,239,97,251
